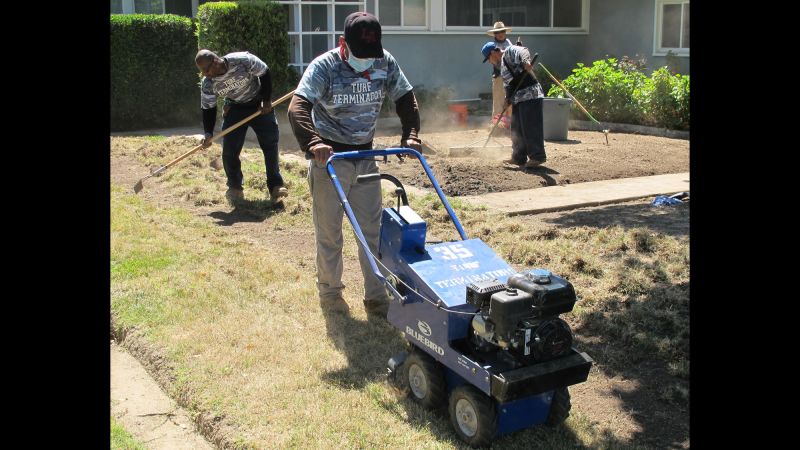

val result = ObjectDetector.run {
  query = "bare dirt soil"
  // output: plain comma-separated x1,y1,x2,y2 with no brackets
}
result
110,125,690,449
274,121,689,196
372,127,688,196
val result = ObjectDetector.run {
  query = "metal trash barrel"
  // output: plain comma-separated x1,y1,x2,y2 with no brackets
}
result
542,97,572,140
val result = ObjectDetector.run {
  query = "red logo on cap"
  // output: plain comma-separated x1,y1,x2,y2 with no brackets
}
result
361,29,376,43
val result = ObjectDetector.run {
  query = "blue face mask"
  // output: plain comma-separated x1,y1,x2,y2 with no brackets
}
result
346,45,375,72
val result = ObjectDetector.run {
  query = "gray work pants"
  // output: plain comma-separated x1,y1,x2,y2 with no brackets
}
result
307,159,386,303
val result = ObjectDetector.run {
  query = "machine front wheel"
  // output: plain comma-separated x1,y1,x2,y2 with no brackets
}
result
545,387,571,426
404,349,446,410
448,385,496,448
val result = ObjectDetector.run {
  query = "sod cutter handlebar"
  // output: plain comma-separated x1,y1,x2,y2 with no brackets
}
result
133,89,296,193
325,148,468,302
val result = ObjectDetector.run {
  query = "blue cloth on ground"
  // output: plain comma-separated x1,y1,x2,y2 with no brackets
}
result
652,195,683,206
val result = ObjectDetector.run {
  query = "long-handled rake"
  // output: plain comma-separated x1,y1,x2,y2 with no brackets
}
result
133,90,296,193
537,63,610,146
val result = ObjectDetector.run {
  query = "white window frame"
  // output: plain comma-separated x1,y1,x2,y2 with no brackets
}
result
119,0,165,14
653,0,689,57
279,1,367,74
376,0,429,31
442,0,589,35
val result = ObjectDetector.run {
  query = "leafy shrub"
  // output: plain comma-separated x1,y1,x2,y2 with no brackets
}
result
111,14,198,131
547,58,647,124
547,57,690,130
635,68,690,130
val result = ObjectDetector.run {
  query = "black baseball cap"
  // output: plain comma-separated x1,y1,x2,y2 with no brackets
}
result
344,12,383,58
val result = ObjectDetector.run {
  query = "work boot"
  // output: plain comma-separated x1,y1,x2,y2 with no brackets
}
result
269,185,289,202
525,158,546,168
319,295,350,314
502,158,525,166
363,299,389,322
225,188,244,205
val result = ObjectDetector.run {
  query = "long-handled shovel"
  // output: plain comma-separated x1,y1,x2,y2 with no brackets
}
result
133,89,296,193
537,63,609,146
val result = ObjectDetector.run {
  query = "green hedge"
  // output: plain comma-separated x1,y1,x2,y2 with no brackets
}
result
196,1,297,103
111,14,198,131
547,58,690,130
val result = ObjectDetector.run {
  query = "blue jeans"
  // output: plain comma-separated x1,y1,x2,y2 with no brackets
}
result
510,98,546,163
221,105,284,191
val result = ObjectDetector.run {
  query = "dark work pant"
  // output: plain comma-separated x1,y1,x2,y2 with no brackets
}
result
510,98,546,163
221,105,284,191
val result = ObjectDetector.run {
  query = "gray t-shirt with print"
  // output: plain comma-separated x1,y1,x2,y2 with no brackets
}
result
500,45,544,104
294,48,413,145
200,52,267,109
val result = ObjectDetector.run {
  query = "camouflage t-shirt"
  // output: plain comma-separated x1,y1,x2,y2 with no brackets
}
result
500,45,544,104
200,52,268,109
294,48,413,145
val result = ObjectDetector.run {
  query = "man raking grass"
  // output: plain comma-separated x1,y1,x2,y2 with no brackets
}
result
132,90,295,195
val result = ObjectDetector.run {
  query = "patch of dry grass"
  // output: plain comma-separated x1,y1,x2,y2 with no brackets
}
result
111,137,689,448
411,194,689,377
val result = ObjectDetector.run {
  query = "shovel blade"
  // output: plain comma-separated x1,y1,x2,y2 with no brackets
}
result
133,180,144,194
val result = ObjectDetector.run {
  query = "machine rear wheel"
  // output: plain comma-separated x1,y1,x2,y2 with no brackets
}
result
404,349,446,409
545,387,571,426
448,385,496,447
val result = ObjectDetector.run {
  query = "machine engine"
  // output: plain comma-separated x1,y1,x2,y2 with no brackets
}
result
466,269,577,366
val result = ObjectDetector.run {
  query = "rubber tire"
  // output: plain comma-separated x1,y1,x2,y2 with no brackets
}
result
448,385,497,448
545,387,571,426
404,349,446,410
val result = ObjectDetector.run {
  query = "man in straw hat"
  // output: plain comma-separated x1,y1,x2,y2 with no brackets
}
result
485,21,513,120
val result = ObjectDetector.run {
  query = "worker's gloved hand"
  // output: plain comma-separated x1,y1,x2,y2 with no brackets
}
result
310,143,333,164
260,100,273,115
401,138,422,152
223,104,231,118
201,133,213,148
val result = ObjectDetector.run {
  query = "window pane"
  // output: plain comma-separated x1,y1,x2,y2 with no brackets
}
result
367,0,375,14
381,0,401,26
405,0,426,26
661,4,680,47
336,5,360,30
682,3,690,48
447,0,478,26
554,0,581,27
303,35,331,63
134,0,162,14
484,0,548,27
284,5,297,32
289,35,301,65
111,0,123,14
302,4,328,32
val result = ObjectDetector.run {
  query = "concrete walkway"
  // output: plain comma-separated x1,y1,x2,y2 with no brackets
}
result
460,172,690,215
111,342,215,450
